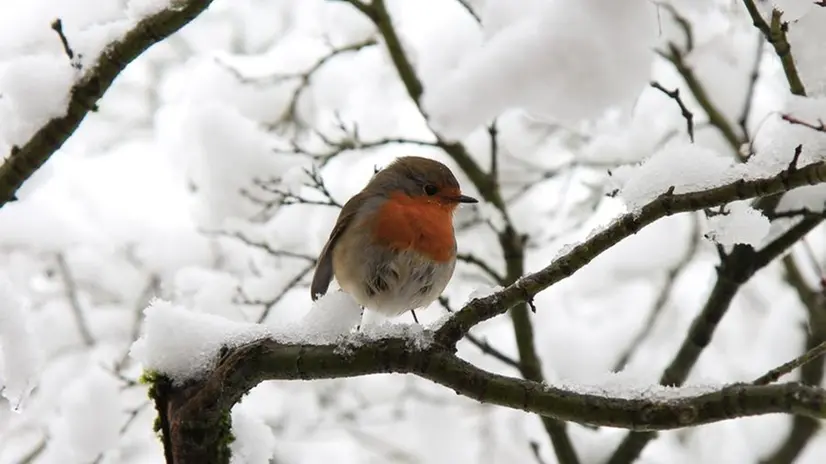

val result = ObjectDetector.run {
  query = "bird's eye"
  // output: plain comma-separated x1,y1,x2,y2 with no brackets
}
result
423,184,439,196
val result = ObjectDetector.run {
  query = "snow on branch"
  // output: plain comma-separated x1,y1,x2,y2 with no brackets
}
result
437,158,826,346
0,0,216,209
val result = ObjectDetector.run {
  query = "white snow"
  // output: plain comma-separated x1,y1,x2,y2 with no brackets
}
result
467,285,504,301
552,369,723,401
230,404,277,464
705,202,771,248
50,366,123,462
279,290,364,343
618,142,739,210
0,275,43,410
775,184,826,213
0,55,76,149
750,94,826,173
338,320,433,354
767,0,815,21
130,299,271,385
158,101,291,227
422,0,657,140
786,7,826,96
126,0,173,19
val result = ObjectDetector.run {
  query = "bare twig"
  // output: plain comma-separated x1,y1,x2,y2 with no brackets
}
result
254,262,316,323
51,19,82,70
738,33,764,143
454,0,481,23
658,44,741,157
55,253,95,346
281,134,440,164
741,2,806,96
211,230,317,263
650,81,695,143
781,114,826,133
753,340,826,385
221,38,377,129
456,253,505,284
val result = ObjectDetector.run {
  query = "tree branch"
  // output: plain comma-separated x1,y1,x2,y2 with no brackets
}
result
753,340,826,386
156,335,826,464
658,44,741,157
436,160,826,346
0,0,216,209
741,1,806,96
55,252,95,346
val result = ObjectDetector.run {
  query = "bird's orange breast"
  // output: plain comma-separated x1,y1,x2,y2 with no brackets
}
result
371,193,456,263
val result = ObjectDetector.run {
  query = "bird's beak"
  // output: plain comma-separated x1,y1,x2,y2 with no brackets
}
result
454,194,478,204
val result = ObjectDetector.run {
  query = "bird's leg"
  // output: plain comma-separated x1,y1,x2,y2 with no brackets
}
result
411,309,420,324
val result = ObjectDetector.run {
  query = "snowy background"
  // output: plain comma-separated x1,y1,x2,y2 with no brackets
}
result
1,0,826,463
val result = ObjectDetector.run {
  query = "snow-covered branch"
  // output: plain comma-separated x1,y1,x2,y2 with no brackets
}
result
438,159,826,346
0,0,216,208
152,331,826,463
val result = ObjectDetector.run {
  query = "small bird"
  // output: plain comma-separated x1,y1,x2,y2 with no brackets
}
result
310,156,478,322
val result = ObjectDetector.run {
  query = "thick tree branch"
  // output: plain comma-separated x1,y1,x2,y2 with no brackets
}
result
156,334,826,464
0,0,216,209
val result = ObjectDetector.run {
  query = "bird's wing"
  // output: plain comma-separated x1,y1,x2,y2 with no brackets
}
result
310,193,366,300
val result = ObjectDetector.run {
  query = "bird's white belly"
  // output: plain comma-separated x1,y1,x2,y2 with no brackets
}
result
341,248,456,317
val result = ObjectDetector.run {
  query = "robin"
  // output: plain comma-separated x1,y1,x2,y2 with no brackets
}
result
310,156,478,323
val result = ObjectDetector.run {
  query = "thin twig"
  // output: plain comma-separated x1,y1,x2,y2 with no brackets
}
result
50,19,82,70
781,114,826,133
220,37,377,129
454,0,481,23
255,262,316,323
650,81,695,142
211,231,316,262
753,338,826,386
738,33,764,144
658,44,741,157
55,253,95,346
456,253,505,284
741,2,806,96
